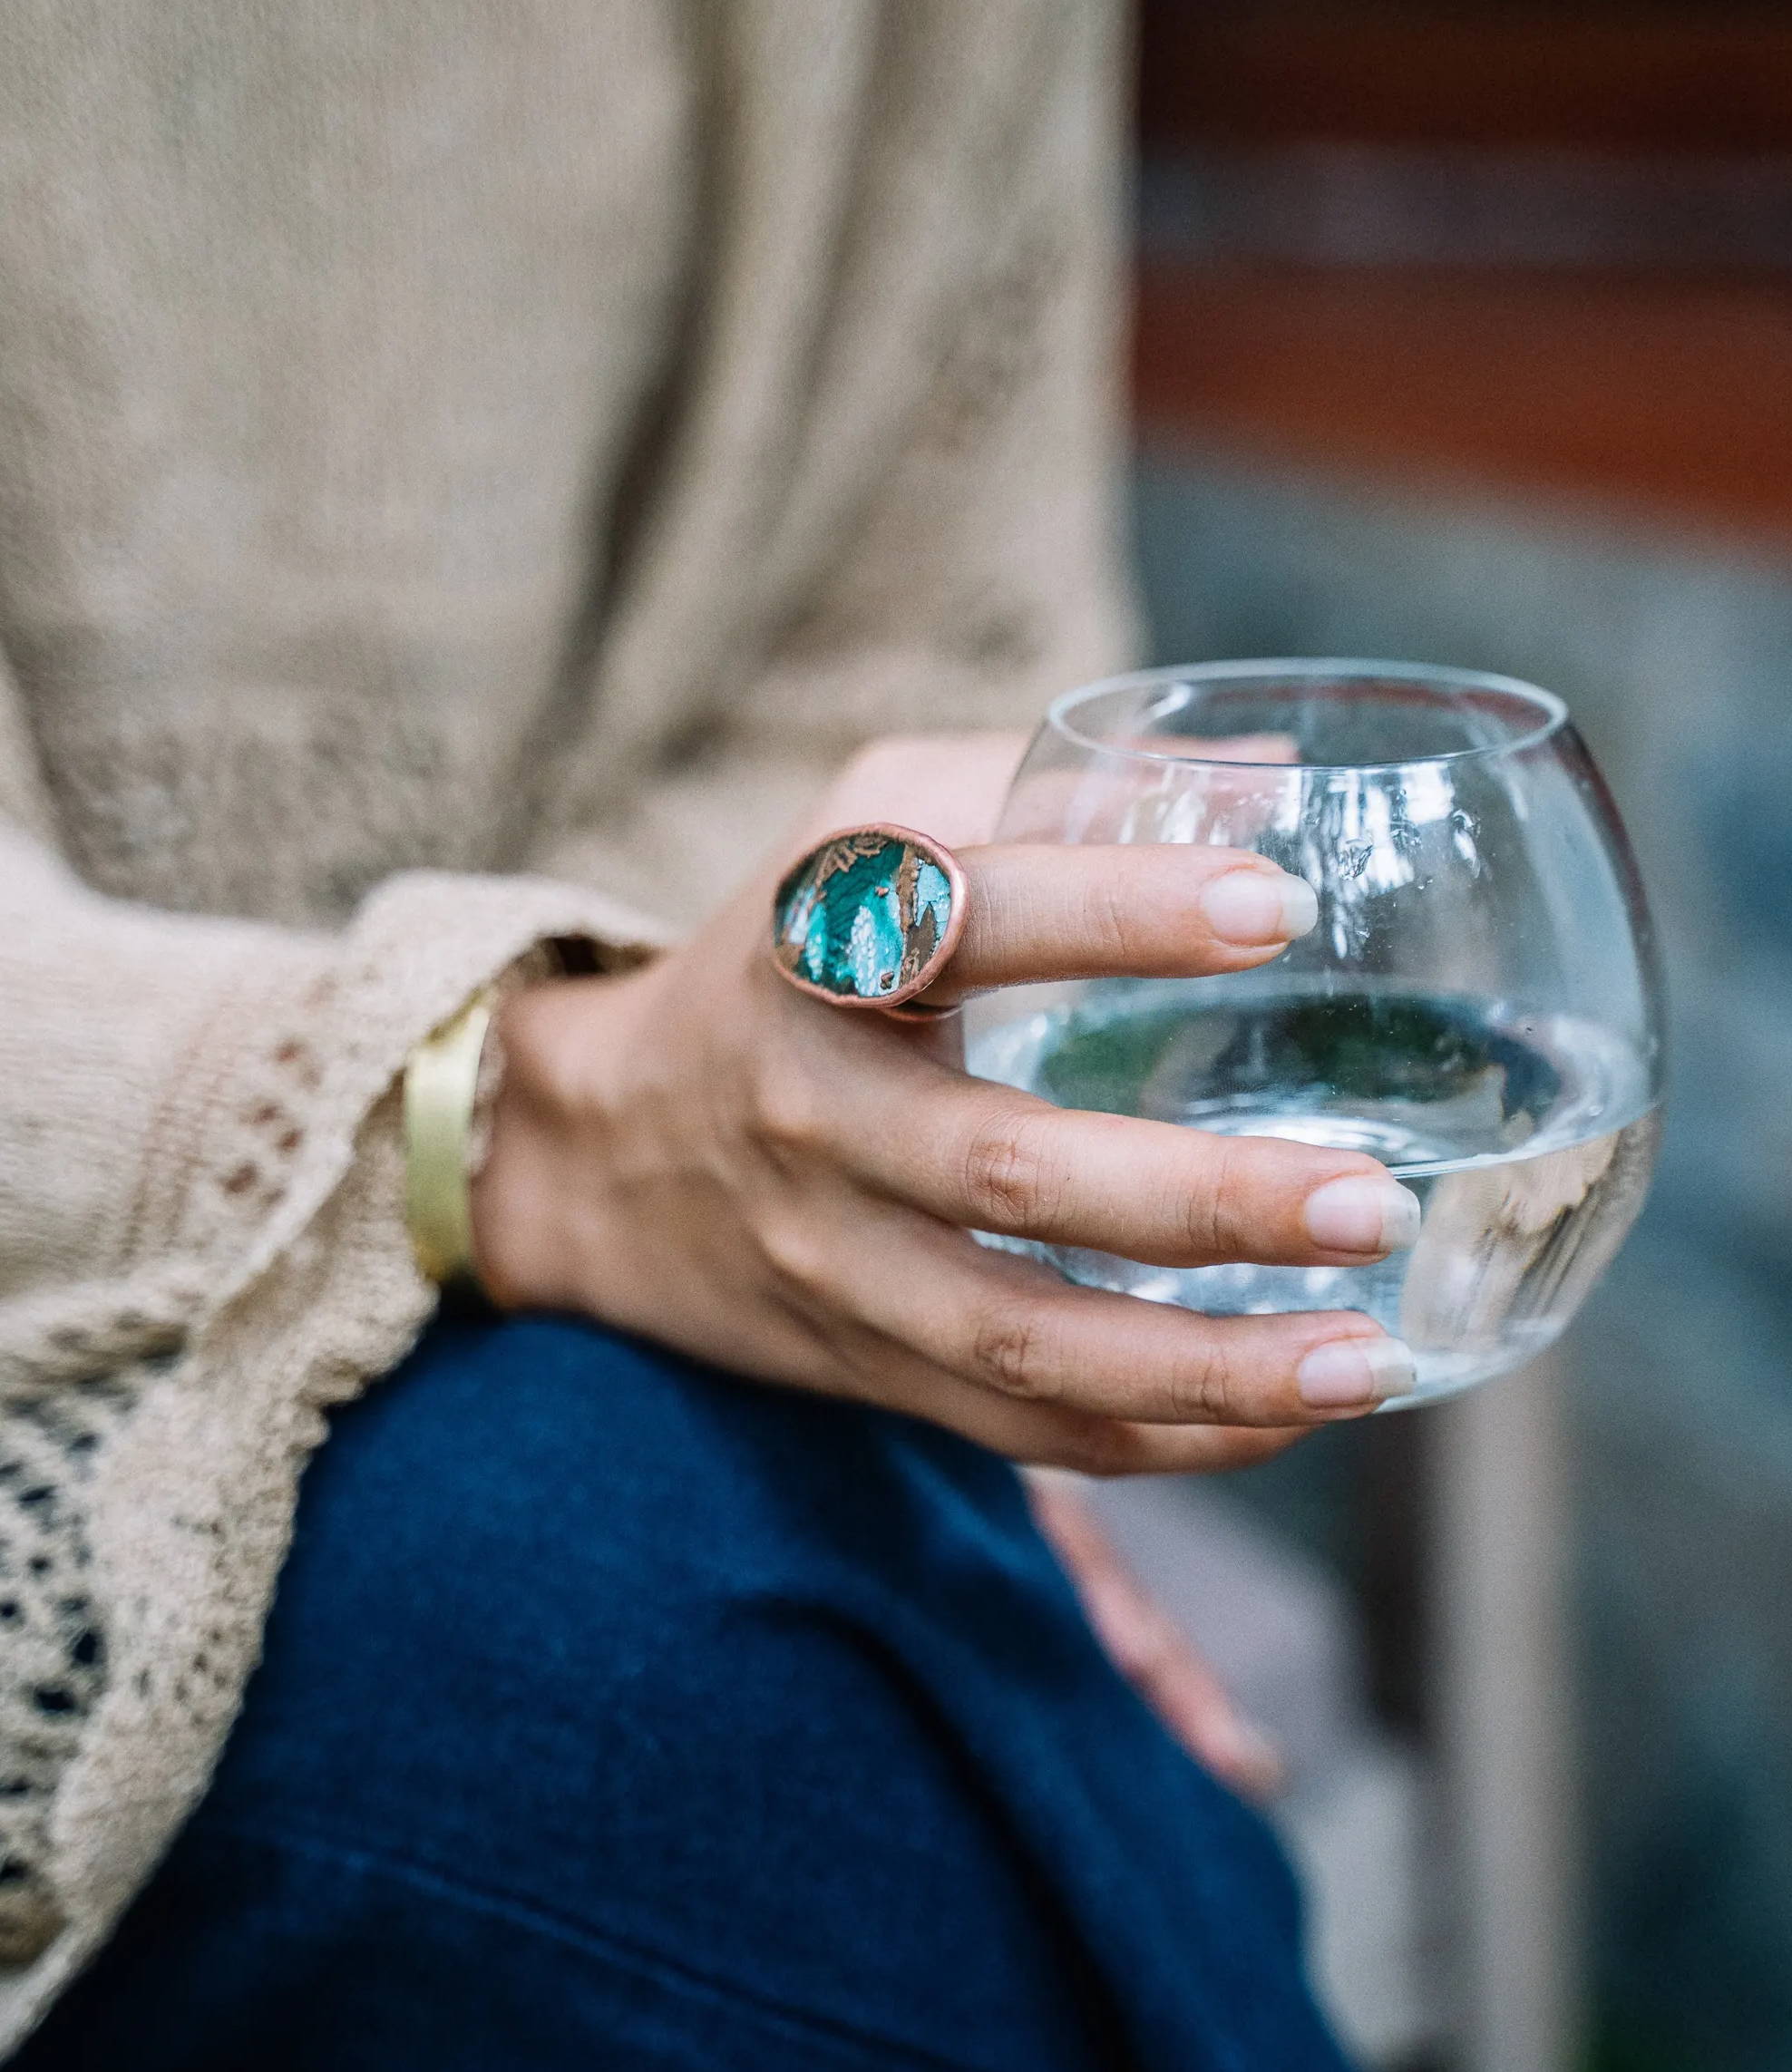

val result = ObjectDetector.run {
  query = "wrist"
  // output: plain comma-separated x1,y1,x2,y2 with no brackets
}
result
467,974,633,1310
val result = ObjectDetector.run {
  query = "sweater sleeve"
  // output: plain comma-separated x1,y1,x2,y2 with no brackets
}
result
0,647,676,1980
0,779,668,1392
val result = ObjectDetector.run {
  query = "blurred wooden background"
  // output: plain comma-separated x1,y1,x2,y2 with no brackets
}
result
1135,2,1792,539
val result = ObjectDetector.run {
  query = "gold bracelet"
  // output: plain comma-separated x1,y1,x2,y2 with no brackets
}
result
403,990,496,1286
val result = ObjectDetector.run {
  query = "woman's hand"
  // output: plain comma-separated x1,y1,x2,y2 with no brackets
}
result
471,734,1419,1475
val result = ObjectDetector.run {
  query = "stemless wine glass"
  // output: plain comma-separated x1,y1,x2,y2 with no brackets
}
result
964,660,1666,1405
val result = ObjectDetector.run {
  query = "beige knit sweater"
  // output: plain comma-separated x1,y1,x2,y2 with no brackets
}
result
0,0,1131,2046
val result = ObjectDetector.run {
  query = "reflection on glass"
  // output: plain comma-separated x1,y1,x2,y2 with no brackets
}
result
966,661,1665,1404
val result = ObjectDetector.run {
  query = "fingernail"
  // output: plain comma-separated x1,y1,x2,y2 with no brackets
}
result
1199,869,1319,947
1298,1336,1417,1408
1303,1174,1423,1254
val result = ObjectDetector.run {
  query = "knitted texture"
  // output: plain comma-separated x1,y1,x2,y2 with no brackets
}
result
0,0,1131,2047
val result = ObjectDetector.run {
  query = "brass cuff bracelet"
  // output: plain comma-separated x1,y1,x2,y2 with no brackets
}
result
402,989,497,1287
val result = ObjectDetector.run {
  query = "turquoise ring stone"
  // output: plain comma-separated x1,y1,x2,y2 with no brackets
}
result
770,823,969,1013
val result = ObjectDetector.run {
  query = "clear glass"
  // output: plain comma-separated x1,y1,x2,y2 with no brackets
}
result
964,661,1666,1405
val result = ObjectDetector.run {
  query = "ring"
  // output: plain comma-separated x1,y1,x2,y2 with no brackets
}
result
770,823,969,1016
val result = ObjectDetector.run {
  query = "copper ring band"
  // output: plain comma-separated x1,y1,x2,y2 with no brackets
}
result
875,997,964,1025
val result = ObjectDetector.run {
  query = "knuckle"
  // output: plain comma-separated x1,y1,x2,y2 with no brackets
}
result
1182,1133,1251,1260
755,1213,833,1297
854,732,942,768
748,1057,826,1162
966,1299,1060,1402
837,734,951,798
961,1104,1059,1230
1079,872,1144,968
1167,1338,1238,1425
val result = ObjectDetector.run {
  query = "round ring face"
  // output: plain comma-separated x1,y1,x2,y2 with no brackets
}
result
770,824,967,1009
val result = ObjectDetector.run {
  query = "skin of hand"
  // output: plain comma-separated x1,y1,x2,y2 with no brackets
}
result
471,732,1423,1477
1026,1471,1284,1800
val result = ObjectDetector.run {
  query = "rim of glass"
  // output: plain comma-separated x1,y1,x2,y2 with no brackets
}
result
1047,659,1570,772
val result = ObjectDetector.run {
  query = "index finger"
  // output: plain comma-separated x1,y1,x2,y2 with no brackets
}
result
930,842,1318,1000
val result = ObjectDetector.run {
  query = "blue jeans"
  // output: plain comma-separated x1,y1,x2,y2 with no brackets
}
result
17,1305,1351,2071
